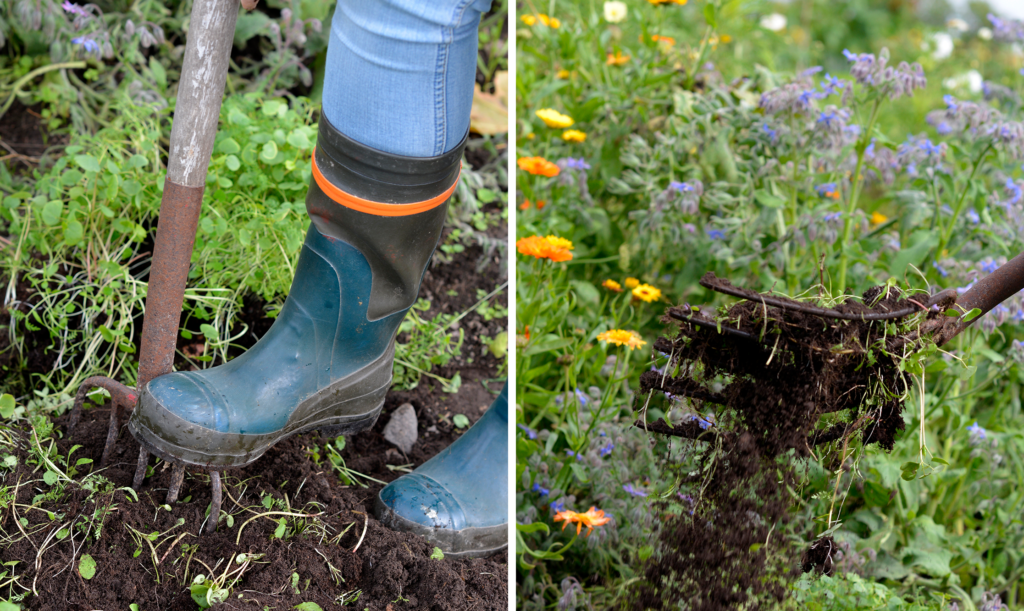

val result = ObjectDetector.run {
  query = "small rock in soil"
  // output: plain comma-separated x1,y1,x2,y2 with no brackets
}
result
383,402,418,454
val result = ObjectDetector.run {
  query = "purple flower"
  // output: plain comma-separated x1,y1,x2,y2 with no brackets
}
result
798,89,823,106
820,73,845,95
1006,178,1023,205
980,259,1000,274
815,183,839,197
817,111,838,127
565,449,584,461
801,66,824,76
937,122,952,135
933,261,949,277
622,483,648,497
550,499,565,513
72,36,100,54
967,209,980,224
62,1,88,15
842,49,858,61
575,387,589,407
533,482,550,496
563,157,591,171
517,424,538,440
823,211,842,222
762,123,778,141
669,181,694,192
599,442,614,457
683,413,714,430
706,229,725,240
968,421,987,442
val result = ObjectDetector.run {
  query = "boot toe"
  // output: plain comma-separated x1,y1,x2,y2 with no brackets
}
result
377,473,468,531
145,373,229,433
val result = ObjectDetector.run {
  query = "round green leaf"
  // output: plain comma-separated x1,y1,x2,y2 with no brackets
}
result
74,154,101,173
261,141,279,162
217,138,241,155
287,130,311,150
41,200,64,226
79,554,96,580
225,155,241,171
63,220,84,246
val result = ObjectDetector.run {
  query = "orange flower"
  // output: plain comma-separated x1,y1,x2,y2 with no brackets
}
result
516,235,573,262
606,51,631,66
602,279,623,292
649,0,687,4
519,199,547,211
650,34,676,47
553,506,612,536
518,156,560,177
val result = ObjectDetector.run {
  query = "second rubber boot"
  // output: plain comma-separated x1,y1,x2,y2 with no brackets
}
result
375,384,508,557
128,114,466,468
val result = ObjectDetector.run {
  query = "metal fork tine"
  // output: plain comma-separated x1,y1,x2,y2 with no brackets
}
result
207,471,222,534
166,463,186,504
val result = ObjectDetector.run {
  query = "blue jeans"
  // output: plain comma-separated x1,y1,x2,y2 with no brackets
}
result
322,0,493,158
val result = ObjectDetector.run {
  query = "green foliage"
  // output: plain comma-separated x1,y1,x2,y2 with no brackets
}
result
517,0,1024,609
77,554,95,580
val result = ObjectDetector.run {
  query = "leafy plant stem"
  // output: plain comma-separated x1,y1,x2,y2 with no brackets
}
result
836,96,883,294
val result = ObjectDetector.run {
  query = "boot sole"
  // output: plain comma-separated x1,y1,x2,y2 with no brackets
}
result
127,342,394,470
374,494,508,559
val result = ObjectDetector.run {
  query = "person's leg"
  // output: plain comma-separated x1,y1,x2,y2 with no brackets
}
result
128,0,506,552
321,0,492,157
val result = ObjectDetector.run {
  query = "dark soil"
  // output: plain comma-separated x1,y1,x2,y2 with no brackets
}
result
630,272,949,611
0,374,505,611
0,101,68,171
0,223,508,610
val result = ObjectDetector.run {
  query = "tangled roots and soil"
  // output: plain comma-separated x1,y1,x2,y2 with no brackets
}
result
630,273,950,611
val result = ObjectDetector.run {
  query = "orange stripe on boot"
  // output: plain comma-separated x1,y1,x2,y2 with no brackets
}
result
311,153,460,217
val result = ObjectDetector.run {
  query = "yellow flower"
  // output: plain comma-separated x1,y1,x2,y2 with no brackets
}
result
602,279,623,292
554,506,613,536
545,235,574,250
870,212,889,225
562,129,587,142
517,156,560,177
720,34,733,43
537,14,561,28
632,283,662,302
556,69,570,79
536,108,575,129
520,14,537,25
597,329,646,350
606,51,631,66
624,277,640,289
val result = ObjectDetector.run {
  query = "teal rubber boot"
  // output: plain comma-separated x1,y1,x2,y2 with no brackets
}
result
375,384,508,557
128,115,466,469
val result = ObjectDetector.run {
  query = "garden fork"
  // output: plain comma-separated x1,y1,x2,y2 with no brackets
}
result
69,0,252,533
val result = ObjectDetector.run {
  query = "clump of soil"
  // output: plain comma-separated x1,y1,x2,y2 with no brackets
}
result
801,536,838,576
631,272,950,611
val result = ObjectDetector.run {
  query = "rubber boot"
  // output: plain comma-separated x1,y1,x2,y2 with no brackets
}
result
127,114,466,468
375,383,508,558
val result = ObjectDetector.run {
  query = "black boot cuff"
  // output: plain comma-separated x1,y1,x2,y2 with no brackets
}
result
314,112,468,204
